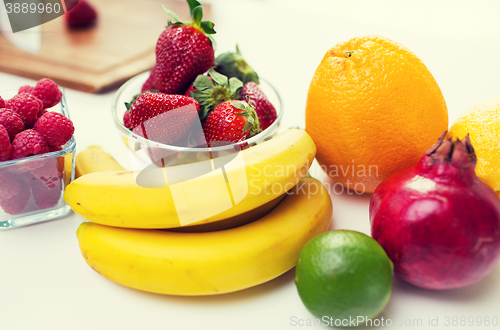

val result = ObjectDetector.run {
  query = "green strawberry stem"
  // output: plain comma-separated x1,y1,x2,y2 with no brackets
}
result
214,45,259,84
163,0,216,38
192,69,243,122
233,100,261,137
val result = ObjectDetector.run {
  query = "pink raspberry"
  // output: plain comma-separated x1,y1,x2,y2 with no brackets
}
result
5,93,43,128
10,129,48,160
18,85,34,94
0,183,31,215
34,112,74,147
32,78,62,109
37,108,48,118
31,177,62,209
0,109,25,141
0,125,11,161
0,96,4,108
31,157,64,189
0,170,21,199
49,145,63,152
123,110,132,129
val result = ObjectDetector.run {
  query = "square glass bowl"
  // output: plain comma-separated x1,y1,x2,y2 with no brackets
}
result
111,71,283,168
0,88,76,229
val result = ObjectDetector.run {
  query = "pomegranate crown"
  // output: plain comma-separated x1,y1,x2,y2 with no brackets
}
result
425,131,477,169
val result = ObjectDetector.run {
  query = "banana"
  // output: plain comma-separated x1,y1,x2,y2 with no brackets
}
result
75,146,125,178
171,193,285,233
65,129,316,229
72,145,286,232
76,177,332,295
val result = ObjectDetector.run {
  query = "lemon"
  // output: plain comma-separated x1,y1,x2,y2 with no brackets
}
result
448,96,500,193
295,230,393,323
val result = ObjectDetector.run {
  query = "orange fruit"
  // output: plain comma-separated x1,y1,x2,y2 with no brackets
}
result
305,35,448,193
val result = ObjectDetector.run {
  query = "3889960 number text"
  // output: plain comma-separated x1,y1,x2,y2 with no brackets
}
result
5,2,61,14
444,316,498,327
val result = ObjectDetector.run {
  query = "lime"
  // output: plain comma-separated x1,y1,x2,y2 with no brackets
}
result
295,230,393,323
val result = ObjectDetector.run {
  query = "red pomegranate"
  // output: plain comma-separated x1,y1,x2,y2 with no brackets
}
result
370,133,500,290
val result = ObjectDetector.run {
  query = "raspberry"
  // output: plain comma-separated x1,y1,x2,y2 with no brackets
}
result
32,78,62,109
0,109,25,141
31,176,62,209
34,112,74,147
5,93,43,127
10,129,48,160
123,110,132,129
0,183,31,215
49,145,63,152
0,170,20,199
31,157,63,189
18,85,34,94
0,96,4,108
37,108,48,118
0,125,11,161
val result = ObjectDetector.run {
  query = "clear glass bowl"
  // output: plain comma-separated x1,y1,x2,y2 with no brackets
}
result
0,88,76,229
111,71,283,168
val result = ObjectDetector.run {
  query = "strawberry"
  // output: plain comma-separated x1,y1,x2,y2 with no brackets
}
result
65,0,98,28
202,100,261,147
189,68,243,121
240,82,277,130
123,110,132,129
129,93,199,145
141,65,159,93
214,46,260,85
153,0,216,94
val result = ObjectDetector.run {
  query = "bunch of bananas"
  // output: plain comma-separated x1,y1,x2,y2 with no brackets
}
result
66,129,333,295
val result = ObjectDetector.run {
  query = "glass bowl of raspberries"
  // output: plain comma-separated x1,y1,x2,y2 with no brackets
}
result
111,69,283,168
0,79,76,229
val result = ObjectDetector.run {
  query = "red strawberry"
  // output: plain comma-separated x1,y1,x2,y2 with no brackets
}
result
202,100,261,147
0,96,5,108
130,93,199,145
187,69,243,121
65,0,98,28
240,82,277,130
153,0,215,94
141,66,159,92
123,110,132,129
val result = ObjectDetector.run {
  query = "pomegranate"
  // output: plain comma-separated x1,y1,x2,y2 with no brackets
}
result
370,133,500,290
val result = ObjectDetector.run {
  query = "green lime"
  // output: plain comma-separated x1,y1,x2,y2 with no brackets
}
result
295,230,393,324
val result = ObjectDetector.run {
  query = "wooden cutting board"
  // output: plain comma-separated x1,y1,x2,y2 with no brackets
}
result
0,0,211,93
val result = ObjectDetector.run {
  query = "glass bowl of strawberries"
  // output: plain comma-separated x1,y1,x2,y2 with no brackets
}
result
111,69,283,168
0,79,76,229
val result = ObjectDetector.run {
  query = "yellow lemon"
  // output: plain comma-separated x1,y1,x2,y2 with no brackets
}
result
448,97,500,194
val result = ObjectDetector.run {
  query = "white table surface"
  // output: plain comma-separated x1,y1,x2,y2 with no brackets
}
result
1,1,500,329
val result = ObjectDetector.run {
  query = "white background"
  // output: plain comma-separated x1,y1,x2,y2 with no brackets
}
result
1,0,500,329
